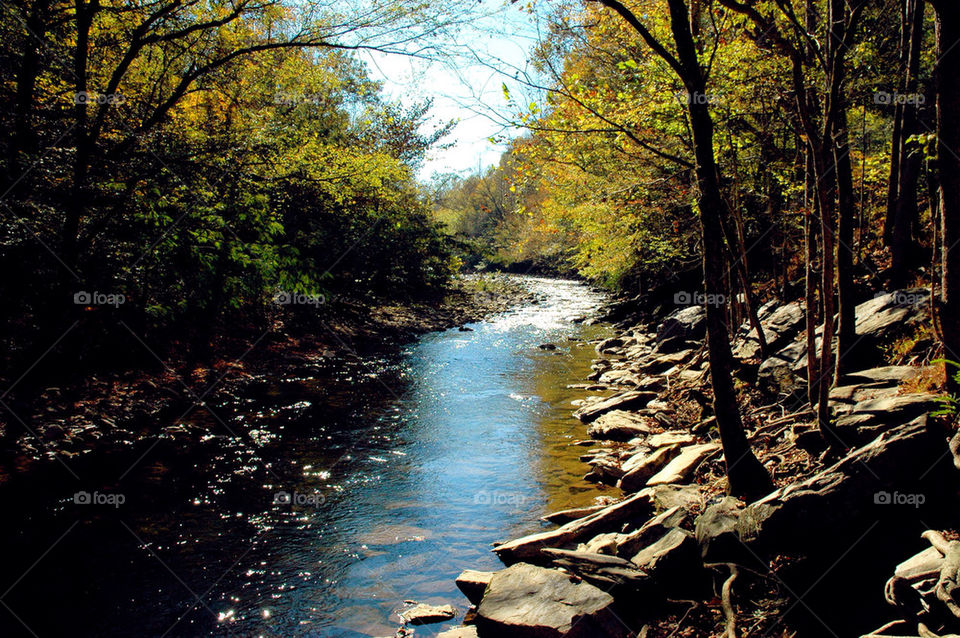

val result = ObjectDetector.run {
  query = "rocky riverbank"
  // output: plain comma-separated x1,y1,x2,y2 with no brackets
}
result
0,274,537,481
426,288,960,638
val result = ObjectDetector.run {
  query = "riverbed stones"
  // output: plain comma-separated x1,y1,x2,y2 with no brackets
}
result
574,391,659,423
475,563,629,638
456,570,494,605
587,410,660,440
646,443,720,486
436,627,479,638
400,603,456,625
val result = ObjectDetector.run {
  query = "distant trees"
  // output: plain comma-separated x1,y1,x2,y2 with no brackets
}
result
447,0,958,493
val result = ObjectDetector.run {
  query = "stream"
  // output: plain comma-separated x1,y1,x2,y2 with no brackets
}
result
0,276,611,637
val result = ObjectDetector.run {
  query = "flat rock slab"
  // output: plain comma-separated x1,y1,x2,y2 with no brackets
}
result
475,563,630,638
619,445,681,493
542,504,607,525
840,366,924,386
575,391,658,423
616,506,689,558
646,443,720,486
587,410,661,441
456,569,494,605
835,393,942,447
436,627,479,638
401,603,456,625
647,431,696,448
855,288,929,339
493,491,653,564
644,484,704,512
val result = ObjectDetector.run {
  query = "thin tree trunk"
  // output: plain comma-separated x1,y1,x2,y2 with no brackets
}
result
666,0,773,501
930,0,960,394
8,0,50,186
885,0,911,244
835,112,857,379
890,0,927,285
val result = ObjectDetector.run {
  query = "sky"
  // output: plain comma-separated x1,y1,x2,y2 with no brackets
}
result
359,2,544,182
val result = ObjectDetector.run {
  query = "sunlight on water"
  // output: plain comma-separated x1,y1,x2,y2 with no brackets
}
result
0,276,611,638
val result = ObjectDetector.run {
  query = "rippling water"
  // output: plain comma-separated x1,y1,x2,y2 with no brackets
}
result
0,276,611,637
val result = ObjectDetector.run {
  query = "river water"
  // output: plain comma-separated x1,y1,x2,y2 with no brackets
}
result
0,277,611,637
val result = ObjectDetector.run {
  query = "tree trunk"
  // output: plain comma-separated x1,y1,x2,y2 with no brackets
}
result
666,0,773,501
884,0,911,245
930,0,960,394
8,0,50,187
805,154,820,407
890,0,927,286
594,0,774,500
62,0,98,271
834,111,857,379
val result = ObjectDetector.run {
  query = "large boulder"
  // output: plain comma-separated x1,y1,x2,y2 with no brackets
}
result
474,563,630,638
656,306,707,343
855,288,930,342
757,340,807,397
737,416,952,557
574,391,659,423
630,528,704,594
732,301,805,360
